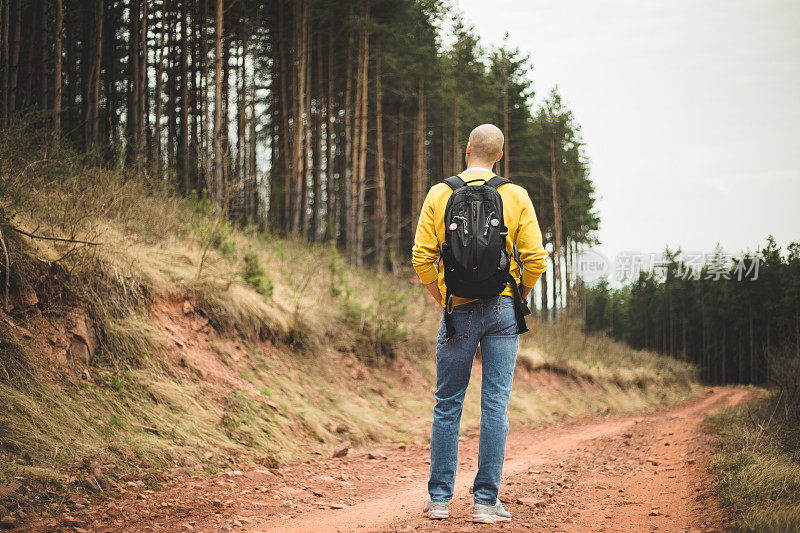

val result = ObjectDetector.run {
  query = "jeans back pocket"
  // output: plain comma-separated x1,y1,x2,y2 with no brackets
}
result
437,307,474,345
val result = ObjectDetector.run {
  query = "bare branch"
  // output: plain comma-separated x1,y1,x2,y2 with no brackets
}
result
0,228,10,311
3,224,102,246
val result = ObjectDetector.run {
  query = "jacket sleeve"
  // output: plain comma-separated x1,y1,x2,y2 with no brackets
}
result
411,187,440,285
516,191,549,288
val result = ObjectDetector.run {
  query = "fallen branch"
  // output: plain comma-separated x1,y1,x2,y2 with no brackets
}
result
2,224,102,246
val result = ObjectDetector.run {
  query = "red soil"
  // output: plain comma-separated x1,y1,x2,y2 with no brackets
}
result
24,388,751,532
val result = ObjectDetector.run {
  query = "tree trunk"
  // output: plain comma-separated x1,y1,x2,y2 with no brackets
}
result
138,1,148,166
722,322,727,385
1,0,9,127
503,81,509,178
127,0,141,167
324,16,335,240
84,0,104,152
64,2,76,127
180,0,190,194
550,125,563,314
701,304,707,381
452,96,460,174
52,0,62,140
166,2,176,171
237,25,247,218
796,307,799,358
300,9,312,237
348,19,362,263
390,108,403,271
290,0,308,235
221,17,231,194
279,0,291,231
103,0,120,157
682,314,687,361
564,237,571,309
213,0,224,203
354,5,369,266
551,254,558,317
374,43,386,272
268,0,289,230
739,330,744,383
201,0,213,193
749,302,754,383
411,78,425,234
190,0,200,192
38,0,47,110
8,0,20,120
248,44,257,225
152,5,166,175
342,6,354,253
84,0,102,152
766,310,772,362
540,265,548,321
311,26,323,240
24,4,34,109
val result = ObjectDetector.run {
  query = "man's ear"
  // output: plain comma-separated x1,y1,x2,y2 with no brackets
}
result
465,142,472,156
495,150,503,162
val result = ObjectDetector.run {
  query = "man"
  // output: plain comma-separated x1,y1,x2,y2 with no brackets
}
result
411,123,548,524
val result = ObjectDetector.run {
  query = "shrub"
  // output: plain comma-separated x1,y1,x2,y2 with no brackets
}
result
241,249,274,299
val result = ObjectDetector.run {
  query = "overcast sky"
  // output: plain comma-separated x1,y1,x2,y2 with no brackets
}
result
455,0,800,261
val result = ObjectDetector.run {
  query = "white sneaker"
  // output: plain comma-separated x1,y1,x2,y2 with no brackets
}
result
473,501,512,523
423,499,450,519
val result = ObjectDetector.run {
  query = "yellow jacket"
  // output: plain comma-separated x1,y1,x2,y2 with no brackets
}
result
412,169,549,307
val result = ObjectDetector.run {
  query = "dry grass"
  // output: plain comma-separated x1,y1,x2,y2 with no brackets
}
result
525,318,697,390
0,137,699,517
707,391,800,532
0,327,35,387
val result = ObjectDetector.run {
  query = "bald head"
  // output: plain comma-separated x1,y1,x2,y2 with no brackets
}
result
466,124,504,167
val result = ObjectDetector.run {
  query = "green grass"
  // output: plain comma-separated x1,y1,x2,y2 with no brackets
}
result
707,391,800,532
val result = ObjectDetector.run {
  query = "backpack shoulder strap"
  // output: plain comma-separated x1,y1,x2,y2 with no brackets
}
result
443,175,467,190
485,175,510,189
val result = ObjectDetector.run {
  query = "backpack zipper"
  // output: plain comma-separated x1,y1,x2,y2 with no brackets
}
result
453,215,468,234
471,201,478,269
483,210,496,236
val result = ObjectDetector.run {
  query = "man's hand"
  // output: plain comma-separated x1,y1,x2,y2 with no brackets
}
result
425,280,442,306
520,284,532,300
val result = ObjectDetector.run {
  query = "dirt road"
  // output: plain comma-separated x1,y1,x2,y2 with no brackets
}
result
29,387,751,532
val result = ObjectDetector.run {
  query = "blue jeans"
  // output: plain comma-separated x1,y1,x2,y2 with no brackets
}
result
428,295,520,505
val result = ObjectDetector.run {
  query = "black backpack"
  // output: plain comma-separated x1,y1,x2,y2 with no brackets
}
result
440,175,531,340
